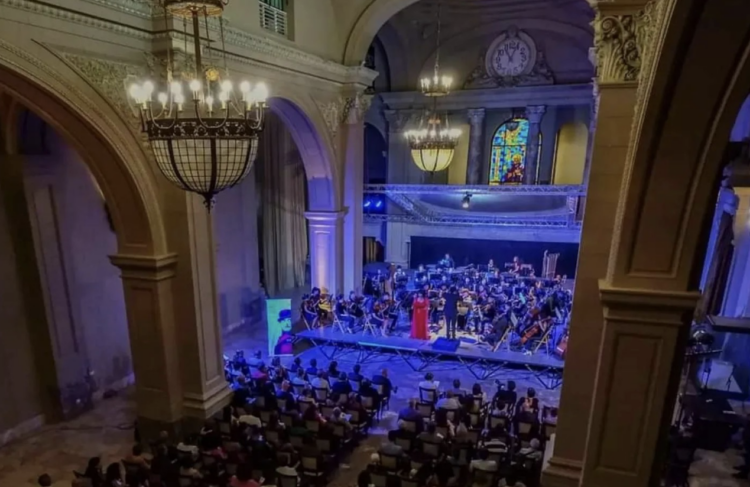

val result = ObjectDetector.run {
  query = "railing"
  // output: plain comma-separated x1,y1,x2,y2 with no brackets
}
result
259,2,288,37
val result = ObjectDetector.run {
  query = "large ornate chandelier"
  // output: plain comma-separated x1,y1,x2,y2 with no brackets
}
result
127,0,268,208
405,0,460,173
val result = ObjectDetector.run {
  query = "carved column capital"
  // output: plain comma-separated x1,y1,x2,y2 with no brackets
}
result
467,108,486,125
525,105,547,124
590,1,661,83
342,92,373,125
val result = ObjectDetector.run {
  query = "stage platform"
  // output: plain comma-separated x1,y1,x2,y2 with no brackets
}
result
297,328,564,389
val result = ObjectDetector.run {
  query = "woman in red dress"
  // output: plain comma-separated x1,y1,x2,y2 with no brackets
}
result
411,291,429,340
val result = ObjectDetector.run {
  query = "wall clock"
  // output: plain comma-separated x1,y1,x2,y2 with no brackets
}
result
486,27,538,78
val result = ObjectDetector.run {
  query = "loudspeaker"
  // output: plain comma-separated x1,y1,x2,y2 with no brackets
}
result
432,337,460,353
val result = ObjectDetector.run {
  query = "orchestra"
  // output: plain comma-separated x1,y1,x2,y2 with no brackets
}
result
300,254,573,358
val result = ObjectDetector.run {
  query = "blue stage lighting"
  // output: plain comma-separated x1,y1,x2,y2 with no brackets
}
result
364,200,371,208
375,200,383,208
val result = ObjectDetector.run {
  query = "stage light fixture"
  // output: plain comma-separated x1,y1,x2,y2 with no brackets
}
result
462,194,471,209
375,200,383,208
364,200,371,208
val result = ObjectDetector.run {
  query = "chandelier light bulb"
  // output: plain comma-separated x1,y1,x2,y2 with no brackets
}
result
221,80,233,92
142,81,155,97
170,82,182,95
254,83,269,103
129,84,142,102
240,81,251,93
205,96,215,113
174,93,185,106
157,92,169,106
189,79,202,93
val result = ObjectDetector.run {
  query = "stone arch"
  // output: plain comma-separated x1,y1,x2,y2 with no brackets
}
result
343,0,421,66
0,46,167,257
268,97,338,211
607,1,750,292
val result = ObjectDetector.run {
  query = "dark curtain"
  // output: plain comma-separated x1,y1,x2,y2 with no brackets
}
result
257,113,308,296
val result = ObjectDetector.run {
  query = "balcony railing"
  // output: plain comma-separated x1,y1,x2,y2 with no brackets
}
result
259,2,287,37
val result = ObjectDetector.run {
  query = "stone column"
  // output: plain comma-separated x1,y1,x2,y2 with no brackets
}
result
341,93,370,293
384,109,411,184
306,210,346,294
524,105,546,185
465,108,486,185
542,2,652,487
162,192,232,424
109,253,184,433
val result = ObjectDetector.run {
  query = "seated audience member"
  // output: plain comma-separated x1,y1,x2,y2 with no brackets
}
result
372,368,394,400
331,372,352,402
419,372,439,391
124,444,151,468
178,457,203,479
448,379,464,397
84,457,104,487
311,370,331,391
277,380,297,410
231,464,261,487
305,358,319,377
516,388,540,420
37,474,52,487
291,367,308,387
398,398,424,432
493,380,517,412
471,383,486,402
289,356,303,373
302,403,327,424
470,448,498,472
276,456,299,479
348,363,364,383
251,364,270,381
328,360,340,377
545,407,559,425
436,390,460,411
150,445,171,478
379,431,405,463
232,376,251,408
247,350,264,368
519,438,543,461
238,410,262,428
177,435,200,457
299,388,317,408
105,463,124,487
300,434,323,462
201,434,228,460
359,379,381,408
329,407,353,432
418,422,445,444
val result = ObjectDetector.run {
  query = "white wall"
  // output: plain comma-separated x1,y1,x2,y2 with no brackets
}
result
24,129,133,394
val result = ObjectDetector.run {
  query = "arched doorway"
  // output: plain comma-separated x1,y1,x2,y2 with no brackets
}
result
0,53,176,438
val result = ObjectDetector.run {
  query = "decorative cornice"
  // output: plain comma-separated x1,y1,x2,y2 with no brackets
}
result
0,0,377,86
591,2,655,83
525,105,547,123
314,91,373,147
365,184,587,196
342,93,373,125
384,109,411,133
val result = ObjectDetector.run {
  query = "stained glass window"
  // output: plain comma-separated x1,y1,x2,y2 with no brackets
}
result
489,118,529,184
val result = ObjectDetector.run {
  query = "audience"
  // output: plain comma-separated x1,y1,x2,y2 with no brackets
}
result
37,474,52,487
37,354,553,487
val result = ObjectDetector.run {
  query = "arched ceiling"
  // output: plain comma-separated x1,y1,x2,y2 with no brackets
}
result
374,0,594,91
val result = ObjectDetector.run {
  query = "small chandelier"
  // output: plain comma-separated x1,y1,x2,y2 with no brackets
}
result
407,0,460,173
420,0,452,97
127,0,268,209
404,112,461,173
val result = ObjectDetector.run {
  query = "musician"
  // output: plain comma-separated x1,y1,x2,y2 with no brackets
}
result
394,265,407,282
511,256,522,275
439,253,455,269
488,258,496,271
415,264,427,284
457,292,471,333
411,291,429,340
443,285,460,340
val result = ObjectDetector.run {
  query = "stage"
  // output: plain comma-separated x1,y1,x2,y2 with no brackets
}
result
297,328,564,389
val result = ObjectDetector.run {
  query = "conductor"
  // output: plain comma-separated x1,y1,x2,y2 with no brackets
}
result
443,285,460,340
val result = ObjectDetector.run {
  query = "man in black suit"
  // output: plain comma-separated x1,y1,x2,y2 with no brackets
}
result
443,285,459,340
